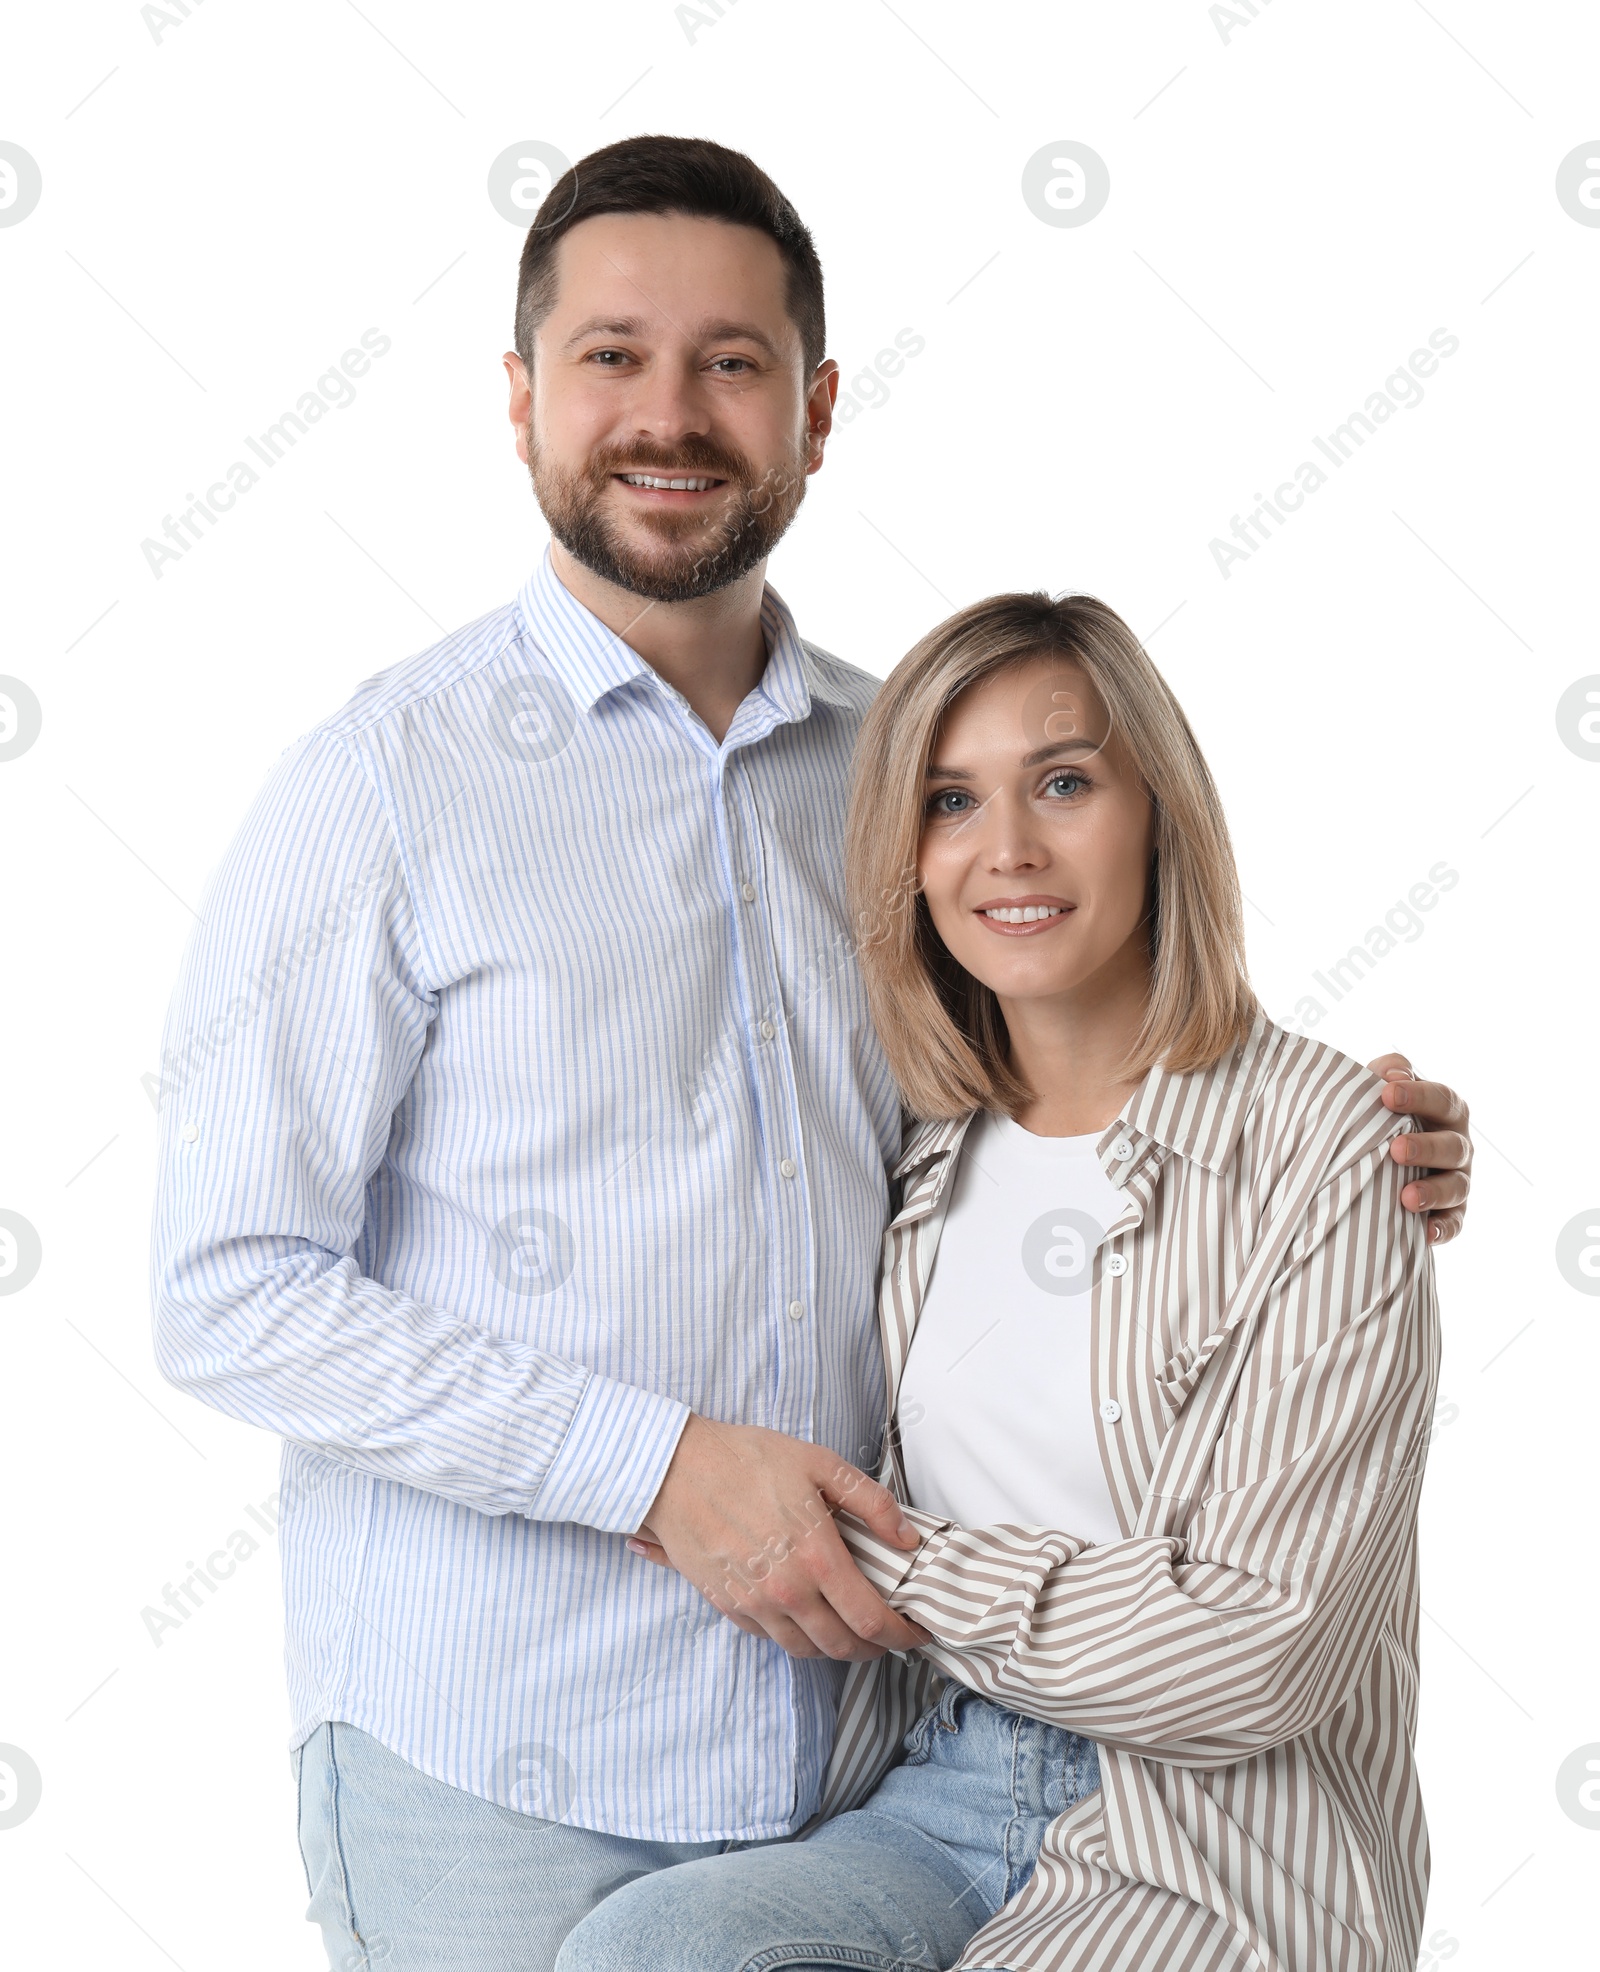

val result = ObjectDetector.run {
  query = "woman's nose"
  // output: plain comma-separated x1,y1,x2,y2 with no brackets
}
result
983,795,1046,872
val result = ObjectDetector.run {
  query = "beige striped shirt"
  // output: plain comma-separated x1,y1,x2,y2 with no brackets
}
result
817,1016,1440,1972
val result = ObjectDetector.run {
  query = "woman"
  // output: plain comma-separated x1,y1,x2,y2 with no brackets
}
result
561,591,1440,1972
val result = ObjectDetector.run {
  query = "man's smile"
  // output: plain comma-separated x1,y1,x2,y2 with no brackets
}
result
611,470,732,508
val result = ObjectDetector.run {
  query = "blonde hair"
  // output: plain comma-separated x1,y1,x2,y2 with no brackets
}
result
846,591,1258,1120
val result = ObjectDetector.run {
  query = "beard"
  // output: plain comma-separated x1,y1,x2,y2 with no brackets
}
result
527,430,810,603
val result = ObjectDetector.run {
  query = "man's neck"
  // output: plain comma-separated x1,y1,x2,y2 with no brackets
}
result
549,542,769,744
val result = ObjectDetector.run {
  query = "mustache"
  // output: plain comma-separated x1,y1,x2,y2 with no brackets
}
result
587,436,755,485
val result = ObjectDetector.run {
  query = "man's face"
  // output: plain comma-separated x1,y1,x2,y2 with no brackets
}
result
507,212,836,603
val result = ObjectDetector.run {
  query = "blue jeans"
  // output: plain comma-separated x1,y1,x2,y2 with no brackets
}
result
558,1682,1101,1972
294,1688,1099,1971
294,1721,748,1970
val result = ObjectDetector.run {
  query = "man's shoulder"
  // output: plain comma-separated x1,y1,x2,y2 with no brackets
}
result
310,597,528,749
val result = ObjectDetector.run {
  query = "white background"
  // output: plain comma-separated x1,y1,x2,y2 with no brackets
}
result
3,1,1596,1965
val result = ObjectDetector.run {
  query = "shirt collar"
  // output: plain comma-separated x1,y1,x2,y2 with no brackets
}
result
514,546,854,725
757,582,860,715
889,1010,1276,1191
514,548,652,714
1115,1010,1274,1175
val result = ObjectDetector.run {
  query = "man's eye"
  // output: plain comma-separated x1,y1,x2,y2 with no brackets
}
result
710,357,752,374
587,349,630,366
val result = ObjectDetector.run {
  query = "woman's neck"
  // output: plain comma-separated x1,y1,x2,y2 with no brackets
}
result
999,940,1151,1138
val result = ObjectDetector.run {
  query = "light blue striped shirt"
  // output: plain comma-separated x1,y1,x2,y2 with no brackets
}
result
150,549,903,1839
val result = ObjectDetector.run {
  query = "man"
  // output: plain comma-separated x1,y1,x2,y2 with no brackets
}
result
150,135,1472,1971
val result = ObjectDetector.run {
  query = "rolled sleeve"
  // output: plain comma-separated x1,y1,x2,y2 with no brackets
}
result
837,1507,941,1597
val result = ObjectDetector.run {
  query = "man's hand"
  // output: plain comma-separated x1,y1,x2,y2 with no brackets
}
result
625,1415,933,1662
1368,1054,1472,1246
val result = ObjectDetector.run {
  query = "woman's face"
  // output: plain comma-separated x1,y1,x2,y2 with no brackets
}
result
917,657,1156,1007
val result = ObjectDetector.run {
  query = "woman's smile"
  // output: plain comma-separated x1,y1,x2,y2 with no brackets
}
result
973,895,1076,936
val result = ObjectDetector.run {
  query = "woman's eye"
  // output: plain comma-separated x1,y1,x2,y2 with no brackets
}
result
926,789,971,817
1043,771,1089,799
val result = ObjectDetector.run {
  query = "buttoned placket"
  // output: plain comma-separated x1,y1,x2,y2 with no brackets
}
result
702,723,817,1442
1087,1125,1166,1526
648,677,821,1831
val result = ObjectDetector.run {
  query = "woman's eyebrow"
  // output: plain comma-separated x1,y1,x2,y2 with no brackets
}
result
1020,739,1099,768
927,740,1099,779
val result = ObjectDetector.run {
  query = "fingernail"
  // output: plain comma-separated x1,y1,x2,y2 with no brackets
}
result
897,1519,917,1543
625,1538,647,1556
1384,1067,1414,1082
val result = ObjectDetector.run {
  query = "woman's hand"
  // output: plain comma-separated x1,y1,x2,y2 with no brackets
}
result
1367,1055,1473,1246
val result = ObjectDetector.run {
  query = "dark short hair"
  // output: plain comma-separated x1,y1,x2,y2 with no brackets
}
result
513,135,825,376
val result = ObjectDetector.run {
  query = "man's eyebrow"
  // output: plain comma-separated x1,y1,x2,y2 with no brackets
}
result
693,319,783,359
561,315,784,360
562,316,651,349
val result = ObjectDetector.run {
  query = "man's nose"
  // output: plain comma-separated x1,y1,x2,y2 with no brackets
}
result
629,357,712,442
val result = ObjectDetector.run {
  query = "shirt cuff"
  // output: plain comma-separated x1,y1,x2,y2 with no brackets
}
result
837,1505,946,1597
528,1372,692,1535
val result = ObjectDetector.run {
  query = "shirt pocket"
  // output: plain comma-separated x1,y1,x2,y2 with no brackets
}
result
1152,1322,1238,1429
1151,1345,1201,1431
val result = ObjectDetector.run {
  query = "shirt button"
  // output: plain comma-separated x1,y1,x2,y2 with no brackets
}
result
1099,1399,1123,1423
759,1019,775,1041
741,882,757,902
1112,1138,1134,1161
180,1120,200,1143
1105,1253,1128,1278
778,1158,796,1179
787,1300,805,1321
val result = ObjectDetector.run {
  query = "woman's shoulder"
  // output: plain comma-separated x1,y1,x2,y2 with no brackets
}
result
1234,1017,1413,1184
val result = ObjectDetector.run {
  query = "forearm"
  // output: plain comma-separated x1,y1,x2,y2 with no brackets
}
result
843,1488,1421,1759
147,727,690,1533
153,1236,690,1529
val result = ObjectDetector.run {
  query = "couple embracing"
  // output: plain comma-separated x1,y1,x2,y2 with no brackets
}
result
152,135,1472,1972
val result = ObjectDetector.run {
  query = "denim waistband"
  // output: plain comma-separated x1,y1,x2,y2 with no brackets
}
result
907,1679,1100,1825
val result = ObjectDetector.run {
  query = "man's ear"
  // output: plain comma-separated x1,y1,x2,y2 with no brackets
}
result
805,360,841,474
504,351,533,464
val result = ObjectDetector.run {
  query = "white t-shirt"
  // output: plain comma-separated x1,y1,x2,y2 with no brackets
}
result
897,1109,1125,1544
